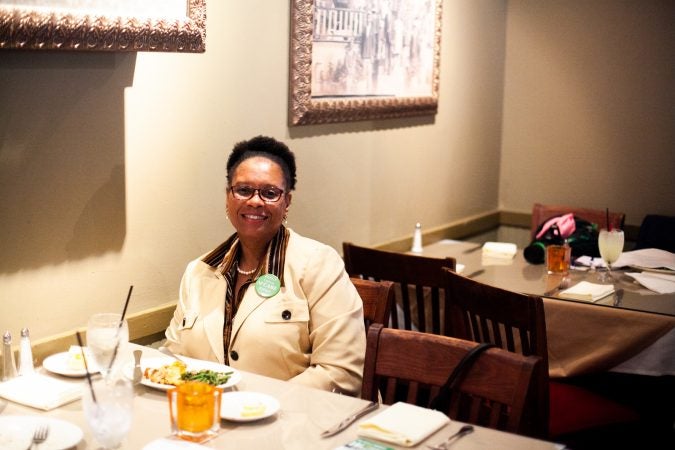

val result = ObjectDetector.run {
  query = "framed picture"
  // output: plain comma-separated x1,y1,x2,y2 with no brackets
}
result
289,0,442,126
0,0,206,52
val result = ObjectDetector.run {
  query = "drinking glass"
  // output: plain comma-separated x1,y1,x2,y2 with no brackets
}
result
86,313,129,381
168,381,222,443
598,228,624,282
83,378,133,449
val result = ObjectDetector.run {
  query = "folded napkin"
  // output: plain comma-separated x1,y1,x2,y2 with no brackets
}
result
559,281,615,302
626,272,675,294
0,373,82,410
143,438,210,449
482,242,517,259
357,402,449,447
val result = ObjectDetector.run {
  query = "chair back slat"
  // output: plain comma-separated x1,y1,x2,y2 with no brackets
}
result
361,324,541,435
351,277,394,333
343,242,455,335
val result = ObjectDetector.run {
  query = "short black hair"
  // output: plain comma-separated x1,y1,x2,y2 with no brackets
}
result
226,136,297,191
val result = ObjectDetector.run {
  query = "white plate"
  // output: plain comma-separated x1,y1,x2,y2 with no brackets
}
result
42,351,99,377
140,356,241,391
0,415,83,450
220,391,280,422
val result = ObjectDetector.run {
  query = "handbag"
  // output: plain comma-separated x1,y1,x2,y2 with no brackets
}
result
429,343,495,412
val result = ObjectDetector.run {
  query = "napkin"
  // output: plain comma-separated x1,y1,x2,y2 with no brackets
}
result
0,373,82,410
482,242,517,259
625,272,675,294
143,438,210,449
357,402,449,447
558,281,615,302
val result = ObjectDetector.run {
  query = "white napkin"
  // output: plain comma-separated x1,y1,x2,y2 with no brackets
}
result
482,242,517,259
357,402,449,447
143,438,210,449
558,281,615,302
626,272,675,294
0,373,82,410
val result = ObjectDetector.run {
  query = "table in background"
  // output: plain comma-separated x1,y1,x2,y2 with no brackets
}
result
418,240,675,378
0,344,561,449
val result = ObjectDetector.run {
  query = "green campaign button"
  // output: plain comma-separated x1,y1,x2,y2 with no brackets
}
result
255,274,281,298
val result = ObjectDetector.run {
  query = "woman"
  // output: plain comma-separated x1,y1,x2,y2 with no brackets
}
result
165,136,366,395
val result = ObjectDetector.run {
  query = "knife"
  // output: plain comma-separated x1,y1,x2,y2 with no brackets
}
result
320,401,379,438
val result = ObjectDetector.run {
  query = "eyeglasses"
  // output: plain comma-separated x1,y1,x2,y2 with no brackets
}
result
230,185,285,203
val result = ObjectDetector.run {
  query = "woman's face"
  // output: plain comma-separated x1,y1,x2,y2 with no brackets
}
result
227,156,291,246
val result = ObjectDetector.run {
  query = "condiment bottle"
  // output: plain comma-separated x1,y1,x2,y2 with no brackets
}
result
411,223,423,253
2,331,18,381
18,327,35,376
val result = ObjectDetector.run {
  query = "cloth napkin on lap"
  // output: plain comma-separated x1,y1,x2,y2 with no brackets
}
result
0,373,82,410
357,402,450,447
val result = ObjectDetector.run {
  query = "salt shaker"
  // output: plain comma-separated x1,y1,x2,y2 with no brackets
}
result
411,222,423,253
2,331,18,381
18,327,35,376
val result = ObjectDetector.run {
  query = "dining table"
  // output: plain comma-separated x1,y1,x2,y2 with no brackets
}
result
0,343,563,450
416,239,675,378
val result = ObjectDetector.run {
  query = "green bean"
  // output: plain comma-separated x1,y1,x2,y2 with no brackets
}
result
181,369,233,386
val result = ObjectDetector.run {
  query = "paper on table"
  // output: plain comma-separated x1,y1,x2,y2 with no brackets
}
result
612,248,675,271
357,402,449,447
625,272,675,294
558,281,615,302
482,242,517,259
0,373,82,410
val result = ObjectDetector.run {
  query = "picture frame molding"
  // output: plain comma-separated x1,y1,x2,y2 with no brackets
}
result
289,0,443,126
0,0,206,53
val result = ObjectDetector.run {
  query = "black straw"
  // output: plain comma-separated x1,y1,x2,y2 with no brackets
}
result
76,331,97,404
606,208,610,231
107,285,134,372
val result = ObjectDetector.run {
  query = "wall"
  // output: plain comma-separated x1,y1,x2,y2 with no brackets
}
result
500,0,675,225
0,1,506,343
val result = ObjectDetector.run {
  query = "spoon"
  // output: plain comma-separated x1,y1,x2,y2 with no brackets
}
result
427,424,474,450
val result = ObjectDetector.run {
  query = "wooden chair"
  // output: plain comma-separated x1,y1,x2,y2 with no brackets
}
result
342,242,456,335
350,277,394,332
531,203,626,239
361,323,542,435
442,267,640,439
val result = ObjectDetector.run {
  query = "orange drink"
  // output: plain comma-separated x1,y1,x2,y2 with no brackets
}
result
546,244,571,275
168,381,222,442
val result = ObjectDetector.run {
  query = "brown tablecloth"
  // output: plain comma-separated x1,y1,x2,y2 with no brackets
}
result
544,298,675,378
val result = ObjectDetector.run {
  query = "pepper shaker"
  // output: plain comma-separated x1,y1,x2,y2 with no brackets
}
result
18,327,35,376
2,331,18,381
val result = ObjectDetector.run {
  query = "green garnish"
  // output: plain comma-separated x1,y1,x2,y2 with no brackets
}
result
181,369,233,386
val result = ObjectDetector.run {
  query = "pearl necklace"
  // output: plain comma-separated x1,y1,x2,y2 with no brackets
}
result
235,262,257,276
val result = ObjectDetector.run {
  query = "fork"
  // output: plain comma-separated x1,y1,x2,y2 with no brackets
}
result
27,424,49,449
426,424,474,450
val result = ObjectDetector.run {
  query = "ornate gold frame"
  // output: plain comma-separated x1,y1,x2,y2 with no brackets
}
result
0,0,206,52
289,0,442,126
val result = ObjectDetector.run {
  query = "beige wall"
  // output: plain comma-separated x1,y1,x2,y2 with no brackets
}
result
1,1,506,343
500,0,675,225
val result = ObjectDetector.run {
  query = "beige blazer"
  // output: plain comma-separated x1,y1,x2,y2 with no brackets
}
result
165,230,366,395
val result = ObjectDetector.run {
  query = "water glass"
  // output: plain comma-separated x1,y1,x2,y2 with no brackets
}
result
168,381,222,442
83,378,133,449
86,313,129,380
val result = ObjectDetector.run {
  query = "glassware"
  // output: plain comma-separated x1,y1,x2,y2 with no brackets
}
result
598,228,624,282
83,378,133,449
86,313,129,381
168,381,222,442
